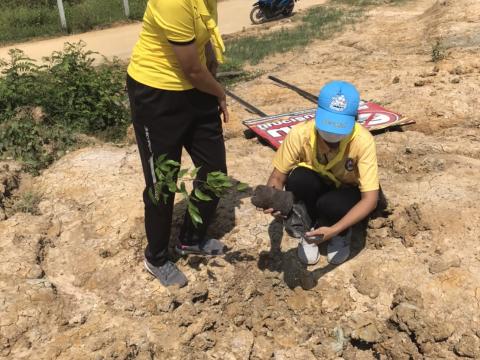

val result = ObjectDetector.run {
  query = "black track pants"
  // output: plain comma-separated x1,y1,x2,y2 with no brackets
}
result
126,75,227,266
285,167,362,228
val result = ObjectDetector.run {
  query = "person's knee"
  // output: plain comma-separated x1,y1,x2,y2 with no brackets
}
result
285,168,313,191
316,192,354,222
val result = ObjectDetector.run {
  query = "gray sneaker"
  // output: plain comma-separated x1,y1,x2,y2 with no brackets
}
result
327,228,352,265
297,238,320,265
144,259,188,288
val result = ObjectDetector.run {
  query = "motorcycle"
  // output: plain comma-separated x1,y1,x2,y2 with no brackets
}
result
250,0,297,25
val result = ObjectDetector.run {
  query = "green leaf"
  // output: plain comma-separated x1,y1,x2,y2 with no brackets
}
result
194,188,212,201
160,162,172,172
236,182,249,192
180,182,187,194
190,167,201,179
167,182,177,193
164,159,180,166
148,188,158,205
165,168,177,181
188,203,203,227
155,167,165,181
188,201,201,215
209,171,227,179
177,168,188,179
206,174,222,186
155,154,167,166
212,190,223,198
220,178,233,188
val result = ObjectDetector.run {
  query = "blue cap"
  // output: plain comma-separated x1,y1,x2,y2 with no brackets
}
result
315,80,360,135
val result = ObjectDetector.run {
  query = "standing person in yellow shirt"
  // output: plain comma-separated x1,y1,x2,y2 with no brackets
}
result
263,81,380,265
126,0,229,288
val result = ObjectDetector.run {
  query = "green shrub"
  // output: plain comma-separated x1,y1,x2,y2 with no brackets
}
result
40,42,129,138
0,49,42,113
0,115,75,173
0,42,129,172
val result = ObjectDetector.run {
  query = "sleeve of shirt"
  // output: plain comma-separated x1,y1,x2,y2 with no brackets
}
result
150,0,196,44
357,136,380,192
272,128,303,174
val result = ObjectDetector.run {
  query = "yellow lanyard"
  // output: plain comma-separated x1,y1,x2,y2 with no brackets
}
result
298,123,359,187
196,0,225,63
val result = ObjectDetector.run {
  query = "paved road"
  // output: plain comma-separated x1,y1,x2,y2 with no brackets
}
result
0,0,326,62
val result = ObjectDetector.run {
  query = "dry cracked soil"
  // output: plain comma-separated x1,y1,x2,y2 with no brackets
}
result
1,0,480,359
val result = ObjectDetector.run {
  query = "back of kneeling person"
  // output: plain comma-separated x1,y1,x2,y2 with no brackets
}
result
264,80,379,265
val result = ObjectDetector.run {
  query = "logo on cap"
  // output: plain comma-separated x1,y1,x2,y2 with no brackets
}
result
329,94,347,112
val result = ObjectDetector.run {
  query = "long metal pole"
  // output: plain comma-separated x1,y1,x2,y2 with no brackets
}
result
268,76,317,104
56,0,67,30
225,89,268,117
123,0,130,18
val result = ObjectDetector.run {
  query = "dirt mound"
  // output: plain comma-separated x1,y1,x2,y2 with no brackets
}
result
423,0,480,48
2,0,480,359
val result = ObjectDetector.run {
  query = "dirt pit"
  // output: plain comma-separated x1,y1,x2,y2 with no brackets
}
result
1,0,480,359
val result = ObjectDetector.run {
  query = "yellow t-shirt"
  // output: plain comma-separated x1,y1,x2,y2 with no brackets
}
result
127,0,217,91
273,120,379,192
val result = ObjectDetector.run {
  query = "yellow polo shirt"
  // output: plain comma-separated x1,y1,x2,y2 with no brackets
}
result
127,0,217,90
273,120,379,192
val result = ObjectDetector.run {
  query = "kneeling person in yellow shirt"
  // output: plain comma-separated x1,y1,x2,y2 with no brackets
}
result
264,81,379,265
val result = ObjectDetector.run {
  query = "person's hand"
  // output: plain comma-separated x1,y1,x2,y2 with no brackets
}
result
305,226,337,243
258,207,286,219
218,95,229,123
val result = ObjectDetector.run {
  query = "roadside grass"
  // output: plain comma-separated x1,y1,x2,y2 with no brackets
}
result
220,5,364,85
0,0,148,45
223,6,348,69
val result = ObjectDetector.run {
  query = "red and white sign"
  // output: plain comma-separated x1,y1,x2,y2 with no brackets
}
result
243,101,414,149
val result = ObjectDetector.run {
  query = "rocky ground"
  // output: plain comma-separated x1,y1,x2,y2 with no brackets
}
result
1,0,480,359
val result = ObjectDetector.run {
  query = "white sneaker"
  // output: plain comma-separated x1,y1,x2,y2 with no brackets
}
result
297,238,320,265
327,228,352,265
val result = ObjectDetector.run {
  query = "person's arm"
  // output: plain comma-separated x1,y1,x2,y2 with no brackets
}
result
266,168,287,190
306,190,378,241
171,43,228,122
